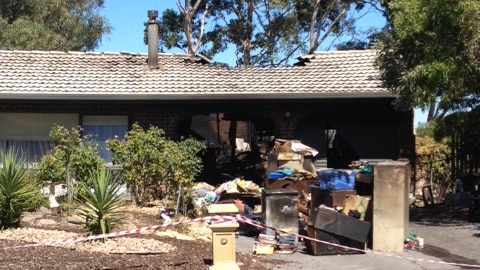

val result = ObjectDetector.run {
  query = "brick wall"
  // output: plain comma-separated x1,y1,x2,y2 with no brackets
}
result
0,99,414,165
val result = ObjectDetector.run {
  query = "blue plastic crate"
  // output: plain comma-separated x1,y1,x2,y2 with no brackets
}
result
318,170,355,190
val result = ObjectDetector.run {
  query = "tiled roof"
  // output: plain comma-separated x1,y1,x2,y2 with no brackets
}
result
0,49,393,100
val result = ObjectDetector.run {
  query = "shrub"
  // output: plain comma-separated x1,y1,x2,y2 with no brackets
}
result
75,165,125,236
35,154,65,183
35,124,104,208
107,123,205,206
0,150,46,229
416,136,452,198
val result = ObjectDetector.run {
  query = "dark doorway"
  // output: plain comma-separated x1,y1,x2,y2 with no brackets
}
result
326,129,359,169
178,113,274,186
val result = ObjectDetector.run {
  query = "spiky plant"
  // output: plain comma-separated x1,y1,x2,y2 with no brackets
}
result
0,150,43,229
75,165,125,236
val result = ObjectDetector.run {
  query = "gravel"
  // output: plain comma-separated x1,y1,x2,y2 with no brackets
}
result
0,204,282,270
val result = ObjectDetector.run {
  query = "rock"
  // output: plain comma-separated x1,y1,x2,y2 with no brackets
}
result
22,211,44,219
59,218,70,227
67,215,84,225
20,212,44,225
59,218,82,228
38,206,52,215
20,216,38,225
36,218,58,226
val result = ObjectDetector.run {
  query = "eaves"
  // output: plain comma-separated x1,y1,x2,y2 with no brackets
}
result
0,92,395,101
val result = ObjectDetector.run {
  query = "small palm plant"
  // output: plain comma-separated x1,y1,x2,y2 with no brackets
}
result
0,150,43,229
75,165,125,236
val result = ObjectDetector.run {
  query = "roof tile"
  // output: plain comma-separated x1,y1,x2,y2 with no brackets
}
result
0,49,392,100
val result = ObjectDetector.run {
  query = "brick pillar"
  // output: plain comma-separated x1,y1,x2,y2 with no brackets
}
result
372,161,410,251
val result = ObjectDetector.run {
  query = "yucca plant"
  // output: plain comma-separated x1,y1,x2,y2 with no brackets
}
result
0,150,43,229
75,165,125,236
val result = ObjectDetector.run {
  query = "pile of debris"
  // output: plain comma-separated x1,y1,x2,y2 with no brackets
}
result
190,138,376,257
253,231,296,255
189,178,262,223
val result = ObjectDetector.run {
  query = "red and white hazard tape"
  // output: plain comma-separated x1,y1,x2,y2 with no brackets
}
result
234,214,480,269
235,214,366,252
1,214,480,269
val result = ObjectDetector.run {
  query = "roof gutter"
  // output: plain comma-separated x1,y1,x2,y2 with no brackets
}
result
0,92,396,101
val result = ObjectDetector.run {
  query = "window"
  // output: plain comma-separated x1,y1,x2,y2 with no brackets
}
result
82,115,128,163
0,113,78,164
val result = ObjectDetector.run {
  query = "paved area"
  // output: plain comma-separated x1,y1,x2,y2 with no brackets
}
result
235,203,480,270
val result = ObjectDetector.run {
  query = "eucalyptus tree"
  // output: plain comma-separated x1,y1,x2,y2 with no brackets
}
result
0,0,110,51
158,0,230,57
158,0,383,66
376,0,480,121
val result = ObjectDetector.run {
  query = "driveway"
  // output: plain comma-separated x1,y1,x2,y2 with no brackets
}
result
235,199,480,270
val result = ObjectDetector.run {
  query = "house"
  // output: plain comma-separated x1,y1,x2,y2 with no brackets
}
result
0,47,414,173
0,21,414,184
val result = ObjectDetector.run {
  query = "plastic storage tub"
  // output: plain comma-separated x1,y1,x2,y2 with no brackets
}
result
318,170,355,190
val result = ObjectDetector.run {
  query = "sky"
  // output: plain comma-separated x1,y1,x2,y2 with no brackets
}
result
95,0,427,126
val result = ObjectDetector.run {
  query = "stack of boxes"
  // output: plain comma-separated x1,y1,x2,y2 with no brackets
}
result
305,168,372,255
269,139,318,179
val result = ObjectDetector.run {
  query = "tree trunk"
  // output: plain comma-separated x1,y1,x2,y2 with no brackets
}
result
427,101,436,122
66,161,73,213
242,1,254,67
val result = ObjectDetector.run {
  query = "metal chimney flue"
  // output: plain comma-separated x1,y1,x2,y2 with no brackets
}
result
147,10,159,69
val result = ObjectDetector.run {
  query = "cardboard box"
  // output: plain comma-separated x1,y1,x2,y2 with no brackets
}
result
310,186,357,209
341,195,371,221
277,152,303,161
274,139,301,153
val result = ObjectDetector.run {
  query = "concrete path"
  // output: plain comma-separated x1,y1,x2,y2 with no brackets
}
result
235,218,480,270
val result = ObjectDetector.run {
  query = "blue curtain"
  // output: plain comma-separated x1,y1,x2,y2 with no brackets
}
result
83,124,127,163
0,140,52,165
0,125,127,165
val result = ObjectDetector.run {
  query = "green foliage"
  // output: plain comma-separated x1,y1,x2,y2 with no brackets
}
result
70,141,106,187
22,169,48,211
35,124,104,209
107,123,206,206
36,125,104,183
0,0,110,51
377,0,480,116
158,1,383,66
0,149,46,229
378,0,480,180
35,154,66,183
416,136,452,195
75,165,125,236
415,121,437,138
